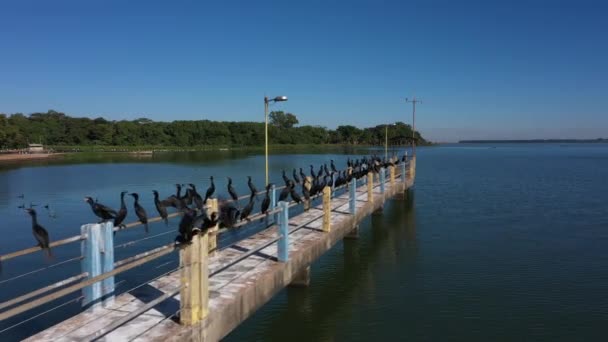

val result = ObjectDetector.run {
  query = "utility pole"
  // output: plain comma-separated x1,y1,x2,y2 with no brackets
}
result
405,97,421,156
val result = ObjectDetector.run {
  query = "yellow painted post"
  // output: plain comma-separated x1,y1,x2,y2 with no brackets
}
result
180,231,208,325
322,186,331,232
304,176,312,211
409,157,416,181
367,172,374,203
207,199,219,255
390,165,395,187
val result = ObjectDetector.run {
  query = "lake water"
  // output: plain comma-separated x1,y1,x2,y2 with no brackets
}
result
1,144,607,341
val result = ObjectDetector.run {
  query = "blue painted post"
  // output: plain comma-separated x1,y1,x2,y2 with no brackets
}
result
277,201,289,262
81,223,102,307
349,178,357,215
402,162,407,183
100,221,115,305
380,167,386,194
269,184,277,226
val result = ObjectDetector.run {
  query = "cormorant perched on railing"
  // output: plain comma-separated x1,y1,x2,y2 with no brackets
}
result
193,211,218,235
189,184,204,210
165,184,186,209
25,208,52,259
261,183,272,214
282,170,290,186
113,191,128,230
227,177,239,202
240,191,256,221
278,180,291,201
84,197,116,222
289,182,302,204
299,168,306,183
130,193,149,233
247,176,258,196
204,176,215,203
219,201,240,228
293,169,301,184
330,159,337,173
176,208,196,245
152,190,170,226
318,165,324,178
324,164,330,177
309,165,315,178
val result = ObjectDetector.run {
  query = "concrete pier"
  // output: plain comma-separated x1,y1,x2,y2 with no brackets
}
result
26,167,414,342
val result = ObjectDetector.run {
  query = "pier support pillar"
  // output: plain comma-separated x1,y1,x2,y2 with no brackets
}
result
179,231,209,325
290,266,311,287
345,225,359,239
206,198,219,256
269,184,277,225
277,201,289,262
81,223,102,308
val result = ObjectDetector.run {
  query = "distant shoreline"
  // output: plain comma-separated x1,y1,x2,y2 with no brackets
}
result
0,153,64,162
459,139,607,144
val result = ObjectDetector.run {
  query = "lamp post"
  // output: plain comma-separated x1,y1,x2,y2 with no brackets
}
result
264,95,288,185
405,97,420,156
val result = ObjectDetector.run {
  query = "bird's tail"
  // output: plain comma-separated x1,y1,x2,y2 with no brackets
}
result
144,223,149,234
45,247,54,260
164,217,169,226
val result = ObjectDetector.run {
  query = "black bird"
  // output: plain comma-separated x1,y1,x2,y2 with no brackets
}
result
84,197,117,222
153,190,170,226
17,203,25,209
309,165,315,178
282,170,290,186
176,208,196,245
261,183,272,214
293,169,301,184
113,191,128,230
204,176,215,203
247,176,258,196
290,182,302,204
318,165,325,178
193,211,218,235
130,193,149,233
218,201,240,228
330,159,337,173
278,181,291,202
25,208,52,259
240,192,256,221
189,184,204,210
324,164,330,177
299,168,306,183
227,177,239,202
183,188,194,207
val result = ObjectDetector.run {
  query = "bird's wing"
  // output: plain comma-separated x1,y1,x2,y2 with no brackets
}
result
97,203,117,215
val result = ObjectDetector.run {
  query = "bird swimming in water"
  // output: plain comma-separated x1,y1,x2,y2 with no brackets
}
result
261,183,272,214
240,191,256,221
293,169,301,184
113,191,128,230
278,181,291,202
153,190,170,226
204,176,215,203
227,177,239,202
130,193,149,233
84,197,117,222
25,208,52,259
247,176,258,196
189,184,204,210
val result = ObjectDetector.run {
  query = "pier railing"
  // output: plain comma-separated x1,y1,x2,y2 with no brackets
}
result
0,159,414,338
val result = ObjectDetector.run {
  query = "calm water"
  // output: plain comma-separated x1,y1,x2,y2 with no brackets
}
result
1,144,607,341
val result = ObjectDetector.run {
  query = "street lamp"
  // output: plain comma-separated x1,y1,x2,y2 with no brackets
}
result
385,123,396,160
264,95,288,185
405,97,421,156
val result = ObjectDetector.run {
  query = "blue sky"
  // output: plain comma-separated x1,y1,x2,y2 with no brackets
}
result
1,0,606,141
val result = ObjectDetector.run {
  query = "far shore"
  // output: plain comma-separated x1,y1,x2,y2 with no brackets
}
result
0,153,64,162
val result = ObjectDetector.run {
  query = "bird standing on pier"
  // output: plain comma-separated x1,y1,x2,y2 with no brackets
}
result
84,197,116,222
240,191,256,221
299,168,306,183
193,211,218,235
261,183,272,214
130,193,149,233
153,190,170,226
247,176,258,196
204,176,215,203
330,159,337,173
227,177,239,202
25,208,52,259
289,182,302,204
176,208,196,244
113,191,128,230
282,170,290,186
189,184,204,210
279,181,291,202
293,169,301,184
310,165,315,178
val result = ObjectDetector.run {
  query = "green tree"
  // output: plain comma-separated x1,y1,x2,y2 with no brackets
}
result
269,111,299,129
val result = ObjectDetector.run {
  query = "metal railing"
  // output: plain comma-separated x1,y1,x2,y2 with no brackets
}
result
0,157,414,340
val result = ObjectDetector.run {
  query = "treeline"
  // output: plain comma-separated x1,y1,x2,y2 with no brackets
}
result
0,110,427,148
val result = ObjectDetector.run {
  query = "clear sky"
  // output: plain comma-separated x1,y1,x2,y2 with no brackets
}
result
1,0,607,141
